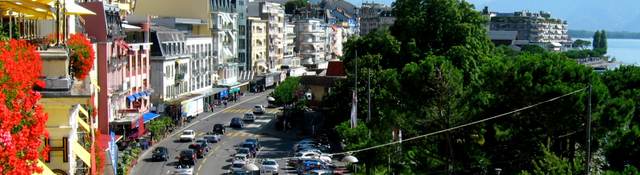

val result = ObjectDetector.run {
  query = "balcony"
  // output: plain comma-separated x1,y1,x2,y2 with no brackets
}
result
175,73,186,83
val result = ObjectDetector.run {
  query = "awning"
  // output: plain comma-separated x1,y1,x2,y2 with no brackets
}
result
71,141,92,168
143,112,160,123
64,1,96,15
122,23,141,29
126,95,135,102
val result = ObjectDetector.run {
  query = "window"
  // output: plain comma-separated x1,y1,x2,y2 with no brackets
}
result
239,39,246,49
239,25,246,36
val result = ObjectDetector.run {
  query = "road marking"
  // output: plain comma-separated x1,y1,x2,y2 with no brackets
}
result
245,124,262,128
132,93,268,174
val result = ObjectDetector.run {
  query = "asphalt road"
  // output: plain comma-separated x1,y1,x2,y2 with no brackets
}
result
130,90,300,175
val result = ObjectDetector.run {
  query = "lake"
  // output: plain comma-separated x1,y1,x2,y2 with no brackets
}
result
574,38,640,65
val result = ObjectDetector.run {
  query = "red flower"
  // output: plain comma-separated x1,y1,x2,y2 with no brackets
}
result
67,34,95,80
0,39,49,175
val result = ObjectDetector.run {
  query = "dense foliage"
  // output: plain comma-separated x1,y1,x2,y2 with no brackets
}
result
572,39,592,49
0,39,49,174
320,0,640,174
593,30,608,55
284,0,308,14
67,34,95,80
270,77,302,106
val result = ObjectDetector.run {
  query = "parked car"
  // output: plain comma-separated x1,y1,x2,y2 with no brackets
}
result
180,130,196,142
152,147,170,161
261,159,279,175
203,134,221,143
179,150,197,166
230,117,244,128
212,124,225,134
188,143,208,158
243,113,255,122
253,105,266,114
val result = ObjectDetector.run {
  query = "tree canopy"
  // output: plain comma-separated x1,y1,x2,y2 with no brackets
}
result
319,0,640,174
284,0,308,14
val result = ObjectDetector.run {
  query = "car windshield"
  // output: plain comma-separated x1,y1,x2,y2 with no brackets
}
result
232,163,244,168
183,131,192,135
262,160,276,165
180,150,192,157
238,149,249,154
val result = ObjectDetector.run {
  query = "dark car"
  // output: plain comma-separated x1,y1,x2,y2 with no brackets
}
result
212,124,225,134
230,117,244,128
245,138,260,149
240,142,257,156
179,150,197,166
151,147,169,161
189,144,208,158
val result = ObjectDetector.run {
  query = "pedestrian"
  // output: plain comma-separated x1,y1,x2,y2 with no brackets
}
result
223,101,227,108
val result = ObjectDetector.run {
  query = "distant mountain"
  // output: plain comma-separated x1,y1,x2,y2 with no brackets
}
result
466,0,640,32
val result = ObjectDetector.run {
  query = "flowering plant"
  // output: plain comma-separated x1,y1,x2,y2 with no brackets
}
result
67,34,95,80
0,39,49,174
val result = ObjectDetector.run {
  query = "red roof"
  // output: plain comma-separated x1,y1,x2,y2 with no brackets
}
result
326,61,346,76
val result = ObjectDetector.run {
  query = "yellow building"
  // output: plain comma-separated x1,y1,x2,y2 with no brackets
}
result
38,44,100,175
247,16,268,74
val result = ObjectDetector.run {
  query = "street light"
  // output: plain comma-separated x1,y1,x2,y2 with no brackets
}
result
495,168,502,175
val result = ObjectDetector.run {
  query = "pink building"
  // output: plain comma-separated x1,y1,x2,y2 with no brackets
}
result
81,2,155,146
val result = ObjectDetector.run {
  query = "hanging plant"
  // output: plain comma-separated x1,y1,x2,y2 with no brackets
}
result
0,39,49,175
67,34,95,80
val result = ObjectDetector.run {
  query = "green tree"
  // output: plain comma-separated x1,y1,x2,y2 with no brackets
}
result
270,77,301,106
593,30,601,49
520,44,547,54
390,0,493,70
572,39,592,50
284,0,308,14
520,145,584,175
599,30,608,54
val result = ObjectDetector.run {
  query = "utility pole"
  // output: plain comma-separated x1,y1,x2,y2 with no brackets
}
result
586,84,592,175
367,71,371,123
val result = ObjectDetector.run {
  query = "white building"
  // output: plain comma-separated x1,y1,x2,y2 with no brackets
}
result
149,27,219,116
295,19,328,67
211,0,240,86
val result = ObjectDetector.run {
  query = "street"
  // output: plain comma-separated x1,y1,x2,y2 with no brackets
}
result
130,91,299,175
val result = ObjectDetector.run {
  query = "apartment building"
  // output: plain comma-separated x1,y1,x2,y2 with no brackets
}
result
247,17,268,74
359,2,395,35
295,19,327,67
134,0,240,86
488,10,571,47
249,1,285,72
237,0,253,72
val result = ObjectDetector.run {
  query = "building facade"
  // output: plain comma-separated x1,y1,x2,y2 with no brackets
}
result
211,0,240,86
247,17,268,74
488,10,571,47
359,2,395,35
236,0,253,72
295,19,327,67
250,1,285,72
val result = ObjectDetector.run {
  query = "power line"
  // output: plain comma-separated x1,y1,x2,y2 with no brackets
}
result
262,87,587,161
334,87,588,155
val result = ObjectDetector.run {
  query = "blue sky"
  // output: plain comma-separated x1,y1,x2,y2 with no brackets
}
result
345,0,640,32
